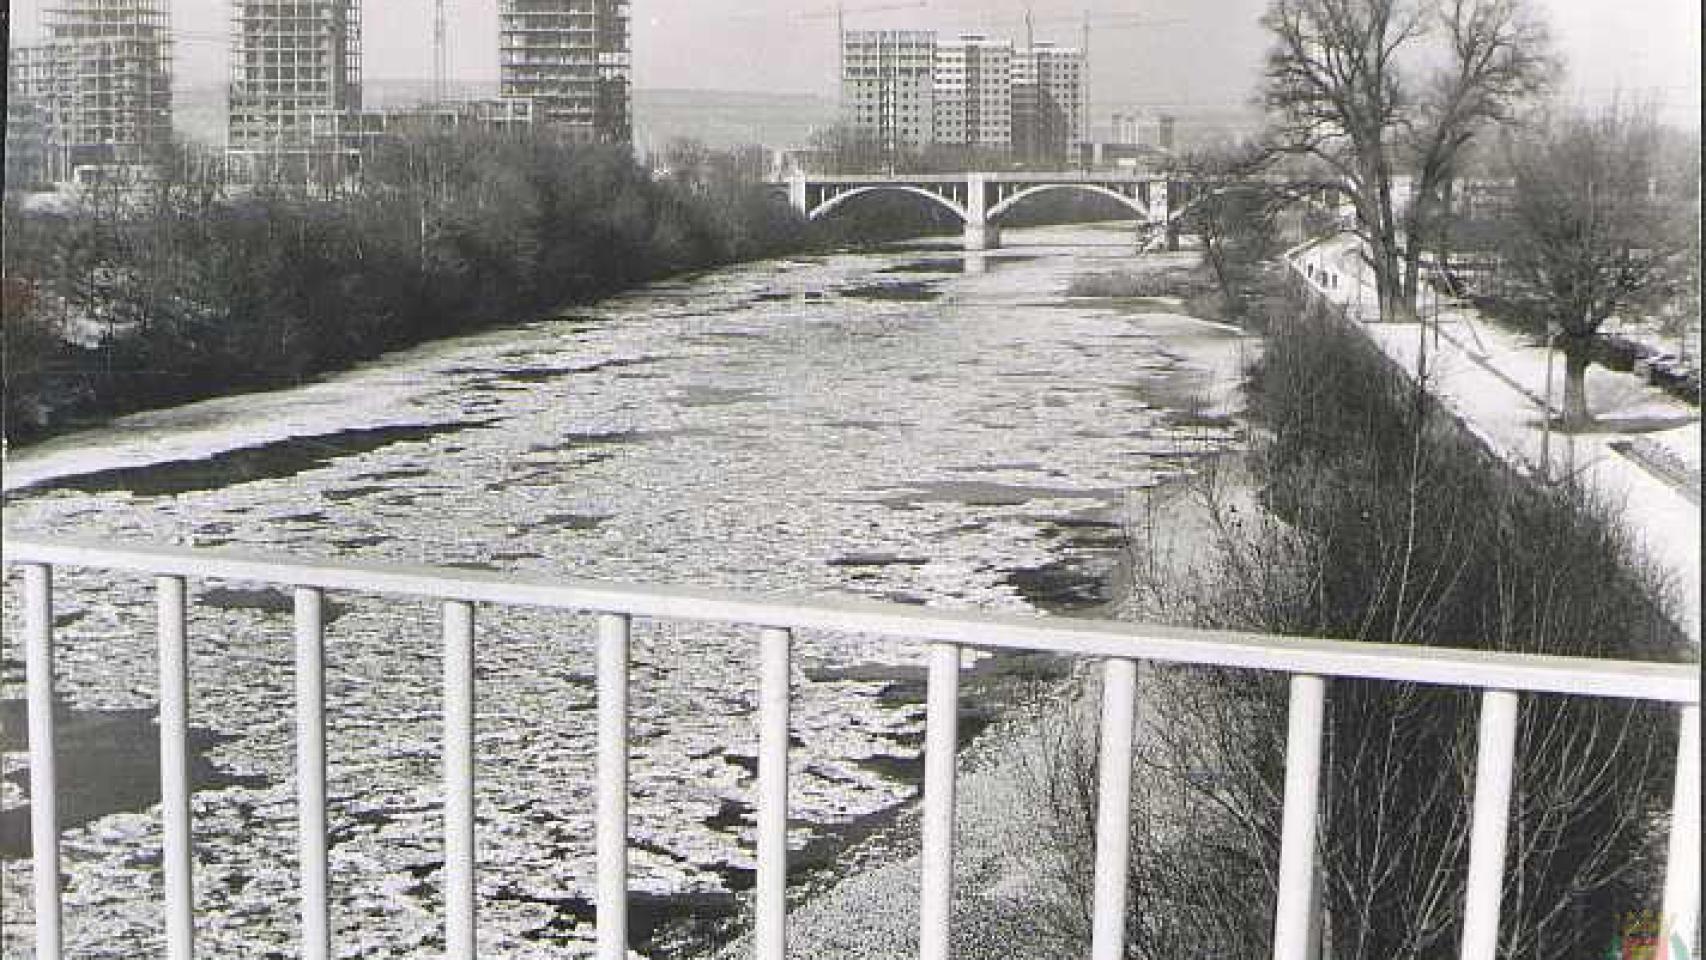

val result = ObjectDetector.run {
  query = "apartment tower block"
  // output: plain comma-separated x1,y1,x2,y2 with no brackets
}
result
1013,41,1084,166
499,0,632,143
227,0,362,182
840,27,1083,166
933,34,1012,152
39,0,174,181
7,45,55,187
840,30,938,155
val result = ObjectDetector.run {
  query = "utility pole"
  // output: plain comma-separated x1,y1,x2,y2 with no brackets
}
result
1540,322,1557,482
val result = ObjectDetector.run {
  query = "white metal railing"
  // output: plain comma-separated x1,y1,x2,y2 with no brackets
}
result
3,534,1700,960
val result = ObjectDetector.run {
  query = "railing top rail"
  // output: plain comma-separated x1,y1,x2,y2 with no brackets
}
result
780,171,1168,185
5,534,1698,704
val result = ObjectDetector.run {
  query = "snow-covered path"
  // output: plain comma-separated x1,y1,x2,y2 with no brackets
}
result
1293,235,1701,643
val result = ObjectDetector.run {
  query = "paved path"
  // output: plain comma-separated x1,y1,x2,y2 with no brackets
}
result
1291,235,1701,643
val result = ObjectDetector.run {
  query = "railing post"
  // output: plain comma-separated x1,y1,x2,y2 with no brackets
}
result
755,627,792,960
295,588,330,960
1273,674,1327,960
595,613,630,960
1460,690,1519,960
919,641,961,960
24,564,62,960
443,600,477,958
158,575,194,960
1090,657,1138,960
1662,704,1700,957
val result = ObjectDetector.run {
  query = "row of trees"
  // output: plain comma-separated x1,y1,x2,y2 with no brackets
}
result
3,130,810,443
1455,108,1698,424
1171,0,1695,428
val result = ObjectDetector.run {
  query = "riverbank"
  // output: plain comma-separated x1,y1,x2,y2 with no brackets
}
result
1293,233,1700,642
699,257,1262,959
703,250,1695,958
2,135,810,448
699,467,1265,960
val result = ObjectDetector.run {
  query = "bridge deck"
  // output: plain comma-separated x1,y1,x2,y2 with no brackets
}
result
777,170,1167,185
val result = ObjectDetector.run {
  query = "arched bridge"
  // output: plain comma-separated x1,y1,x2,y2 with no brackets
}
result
779,171,1205,250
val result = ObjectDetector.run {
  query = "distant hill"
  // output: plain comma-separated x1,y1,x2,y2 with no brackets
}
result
633,89,836,154
169,83,837,153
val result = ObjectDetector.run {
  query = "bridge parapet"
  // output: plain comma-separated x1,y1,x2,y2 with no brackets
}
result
4,534,1699,960
780,170,1179,250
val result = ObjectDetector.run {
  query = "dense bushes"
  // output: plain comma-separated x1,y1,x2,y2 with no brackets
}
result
2,132,811,444
1026,277,1690,958
1237,285,1686,956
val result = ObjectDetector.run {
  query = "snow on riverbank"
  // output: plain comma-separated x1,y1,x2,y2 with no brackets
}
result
1293,235,1701,643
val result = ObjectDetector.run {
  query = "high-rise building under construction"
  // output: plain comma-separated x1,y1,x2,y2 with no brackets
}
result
227,0,362,182
839,27,1084,167
499,0,632,143
840,30,938,156
934,34,1013,152
1013,41,1084,166
39,0,174,181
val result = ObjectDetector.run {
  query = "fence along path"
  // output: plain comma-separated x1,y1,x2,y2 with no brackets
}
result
4,534,1699,960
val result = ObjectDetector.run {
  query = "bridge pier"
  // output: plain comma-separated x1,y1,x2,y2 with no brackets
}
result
787,174,808,217
1148,182,1177,251
963,222,1001,251
963,173,1000,250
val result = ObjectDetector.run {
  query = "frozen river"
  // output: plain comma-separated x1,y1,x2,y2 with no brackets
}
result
1,223,1251,957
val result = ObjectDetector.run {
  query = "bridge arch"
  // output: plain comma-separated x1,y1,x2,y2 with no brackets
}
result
985,182,1153,223
809,185,969,223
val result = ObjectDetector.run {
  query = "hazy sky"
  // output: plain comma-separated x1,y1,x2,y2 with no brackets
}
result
7,0,1701,124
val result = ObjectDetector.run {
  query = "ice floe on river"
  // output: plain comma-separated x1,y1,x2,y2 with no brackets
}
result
2,225,1250,957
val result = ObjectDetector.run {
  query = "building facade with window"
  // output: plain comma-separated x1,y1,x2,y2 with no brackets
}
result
1012,41,1084,166
933,34,1012,152
39,0,174,182
227,0,363,184
499,0,632,143
840,30,938,156
7,45,55,188
840,27,1084,167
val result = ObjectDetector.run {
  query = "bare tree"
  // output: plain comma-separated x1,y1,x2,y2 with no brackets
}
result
806,124,891,175
1171,141,1288,320
1498,104,1681,427
1262,0,1551,322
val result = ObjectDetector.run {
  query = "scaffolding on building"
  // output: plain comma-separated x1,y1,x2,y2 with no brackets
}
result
499,0,632,144
39,0,174,184
7,46,56,189
227,0,363,187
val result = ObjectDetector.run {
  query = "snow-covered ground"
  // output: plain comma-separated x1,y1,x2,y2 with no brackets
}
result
1294,235,1701,643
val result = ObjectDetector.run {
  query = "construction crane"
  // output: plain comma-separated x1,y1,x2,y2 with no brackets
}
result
432,0,447,106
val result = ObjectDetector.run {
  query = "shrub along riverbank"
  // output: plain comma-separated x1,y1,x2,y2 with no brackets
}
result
3,133,815,446
1027,272,1691,957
